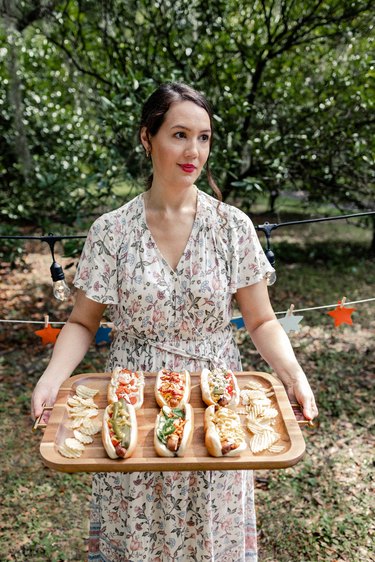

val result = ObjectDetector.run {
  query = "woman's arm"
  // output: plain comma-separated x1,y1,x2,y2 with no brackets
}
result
31,290,107,420
235,280,318,420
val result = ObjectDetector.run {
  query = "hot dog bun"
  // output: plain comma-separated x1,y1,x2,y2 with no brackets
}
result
102,399,138,459
200,368,240,408
107,367,145,409
155,368,191,408
154,404,194,457
204,405,247,457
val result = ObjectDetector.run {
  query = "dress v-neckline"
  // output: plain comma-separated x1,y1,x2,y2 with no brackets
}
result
141,190,200,274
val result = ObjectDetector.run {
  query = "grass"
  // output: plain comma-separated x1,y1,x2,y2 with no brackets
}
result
246,344,374,562
0,211,374,561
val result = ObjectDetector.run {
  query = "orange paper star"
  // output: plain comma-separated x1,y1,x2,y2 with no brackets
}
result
327,301,356,327
35,323,61,345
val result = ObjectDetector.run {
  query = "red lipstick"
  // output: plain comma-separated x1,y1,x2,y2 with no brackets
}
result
180,164,196,173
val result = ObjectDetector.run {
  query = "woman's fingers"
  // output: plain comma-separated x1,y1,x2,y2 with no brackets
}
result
31,383,57,421
299,398,318,421
287,381,319,421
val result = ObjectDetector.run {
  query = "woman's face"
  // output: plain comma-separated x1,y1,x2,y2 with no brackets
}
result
142,100,211,190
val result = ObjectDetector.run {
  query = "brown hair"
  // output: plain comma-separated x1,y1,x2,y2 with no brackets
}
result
139,82,222,201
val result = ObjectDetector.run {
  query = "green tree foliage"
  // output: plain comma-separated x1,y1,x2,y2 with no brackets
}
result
0,1,374,237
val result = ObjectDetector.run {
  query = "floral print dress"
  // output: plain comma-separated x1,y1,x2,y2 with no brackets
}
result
74,189,274,562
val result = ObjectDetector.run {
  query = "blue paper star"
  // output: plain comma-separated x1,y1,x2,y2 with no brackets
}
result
278,313,304,334
231,316,245,329
95,326,112,345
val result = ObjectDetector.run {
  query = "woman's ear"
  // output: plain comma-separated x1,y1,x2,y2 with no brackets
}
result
140,127,151,154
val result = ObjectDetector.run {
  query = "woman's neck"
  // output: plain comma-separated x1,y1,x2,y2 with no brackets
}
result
145,182,197,213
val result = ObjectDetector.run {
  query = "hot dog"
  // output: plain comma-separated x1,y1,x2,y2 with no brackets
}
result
204,405,247,457
155,368,191,408
200,367,240,408
107,367,145,409
154,404,194,457
102,399,138,459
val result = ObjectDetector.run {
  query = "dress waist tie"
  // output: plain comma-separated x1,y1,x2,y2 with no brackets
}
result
118,332,230,369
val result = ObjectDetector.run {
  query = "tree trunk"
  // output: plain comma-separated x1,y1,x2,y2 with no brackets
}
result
5,18,33,183
269,190,279,214
371,215,375,257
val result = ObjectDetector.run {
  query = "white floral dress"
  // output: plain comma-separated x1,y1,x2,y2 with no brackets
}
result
74,189,274,562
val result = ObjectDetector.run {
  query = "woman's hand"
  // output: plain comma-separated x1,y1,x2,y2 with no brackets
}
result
31,377,61,423
30,290,106,423
284,376,318,421
235,282,318,422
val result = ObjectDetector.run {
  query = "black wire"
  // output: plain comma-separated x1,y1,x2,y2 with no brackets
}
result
253,210,375,267
255,210,375,234
0,211,374,247
0,235,86,240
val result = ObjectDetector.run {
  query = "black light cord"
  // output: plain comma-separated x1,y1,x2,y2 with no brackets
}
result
0,211,374,272
0,234,86,241
254,210,375,267
255,210,375,236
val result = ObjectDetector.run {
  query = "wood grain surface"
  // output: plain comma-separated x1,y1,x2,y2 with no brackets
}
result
39,371,305,472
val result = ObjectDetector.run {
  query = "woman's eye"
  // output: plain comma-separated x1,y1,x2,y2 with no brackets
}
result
175,132,186,139
200,134,210,142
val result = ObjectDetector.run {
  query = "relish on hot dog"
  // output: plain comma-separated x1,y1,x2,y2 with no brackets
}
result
155,368,191,408
204,405,247,457
107,367,145,409
201,367,240,408
154,404,193,457
102,399,138,459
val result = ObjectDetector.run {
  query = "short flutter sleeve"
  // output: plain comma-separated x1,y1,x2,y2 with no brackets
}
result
228,209,274,291
73,214,119,304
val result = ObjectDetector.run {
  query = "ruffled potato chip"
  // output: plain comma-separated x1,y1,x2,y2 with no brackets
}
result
60,385,100,458
80,419,101,436
58,445,82,458
75,385,99,398
73,430,94,444
240,383,282,454
65,437,85,451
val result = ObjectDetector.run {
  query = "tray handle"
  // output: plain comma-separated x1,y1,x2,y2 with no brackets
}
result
32,404,53,432
290,403,319,428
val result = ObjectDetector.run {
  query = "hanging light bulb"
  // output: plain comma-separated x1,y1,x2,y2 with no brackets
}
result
265,248,277,286
256,222,277,286
45,234,71,301
50,261,70,301
266,270,277,286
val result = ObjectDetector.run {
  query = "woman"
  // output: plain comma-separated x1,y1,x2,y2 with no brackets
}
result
32,82,318,562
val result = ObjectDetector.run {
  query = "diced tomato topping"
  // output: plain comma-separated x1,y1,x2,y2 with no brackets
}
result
129,395,137,405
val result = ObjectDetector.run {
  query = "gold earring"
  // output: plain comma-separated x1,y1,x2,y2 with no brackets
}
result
145,148,151,159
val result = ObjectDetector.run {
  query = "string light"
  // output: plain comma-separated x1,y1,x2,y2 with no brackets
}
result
44,235,70,301
0,233,85,302
0,210,374,296
255,210,375,286
257,222,278,286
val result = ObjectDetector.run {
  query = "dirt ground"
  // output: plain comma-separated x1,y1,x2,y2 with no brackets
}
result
0,235,374,561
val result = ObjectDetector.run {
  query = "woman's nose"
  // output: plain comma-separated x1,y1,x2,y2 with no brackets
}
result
184,138,199,158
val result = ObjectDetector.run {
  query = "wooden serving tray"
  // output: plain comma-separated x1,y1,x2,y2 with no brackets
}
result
40,371,305,472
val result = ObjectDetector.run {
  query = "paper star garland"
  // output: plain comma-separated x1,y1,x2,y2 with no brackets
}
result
35,323,61,345
95,325,112,345
278,306,304,334
327,300,356,327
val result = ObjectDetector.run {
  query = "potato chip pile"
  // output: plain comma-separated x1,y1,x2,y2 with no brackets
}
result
239,381,285,454
58,384,101,459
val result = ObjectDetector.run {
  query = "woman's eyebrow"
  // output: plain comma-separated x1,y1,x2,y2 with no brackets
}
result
170,124,211,133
